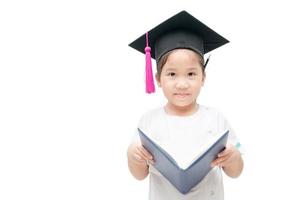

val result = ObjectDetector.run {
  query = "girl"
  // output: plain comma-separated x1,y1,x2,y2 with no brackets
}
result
127,10,243,200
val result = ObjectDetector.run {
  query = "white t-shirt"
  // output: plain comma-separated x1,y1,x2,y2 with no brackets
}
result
135,105,242,200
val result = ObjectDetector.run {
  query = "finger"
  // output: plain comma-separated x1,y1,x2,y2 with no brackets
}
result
135,146,151,162
147,159,155,165
140,146,153,160
136,150,154,165
138,145,153,161
214,158,233,168
137,146,155,165
211,153,231,167
133,153,146,163
218,147,233,157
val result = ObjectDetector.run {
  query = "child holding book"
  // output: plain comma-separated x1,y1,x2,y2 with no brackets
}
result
127,11,243,200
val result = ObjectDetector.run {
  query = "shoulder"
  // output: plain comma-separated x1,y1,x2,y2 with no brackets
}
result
199,105,225,119
137,107,164,133
139,107,164,122
199,105,231,133
132,108,163,144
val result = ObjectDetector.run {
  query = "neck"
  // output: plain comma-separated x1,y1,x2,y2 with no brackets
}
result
165,102,199,116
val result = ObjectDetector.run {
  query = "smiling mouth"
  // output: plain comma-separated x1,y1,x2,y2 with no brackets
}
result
174,93,190,97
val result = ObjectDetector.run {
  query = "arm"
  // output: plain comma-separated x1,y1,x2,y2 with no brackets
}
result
211,144,244,178
127,142,154,180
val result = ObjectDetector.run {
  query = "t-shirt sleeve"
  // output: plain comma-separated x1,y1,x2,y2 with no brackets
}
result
217,111,245,154
131,130,140,143
130,113,147,144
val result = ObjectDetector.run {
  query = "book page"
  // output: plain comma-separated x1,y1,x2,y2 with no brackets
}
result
153,132,224,170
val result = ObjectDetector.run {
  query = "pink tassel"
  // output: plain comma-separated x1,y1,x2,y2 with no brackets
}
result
145,32,155,93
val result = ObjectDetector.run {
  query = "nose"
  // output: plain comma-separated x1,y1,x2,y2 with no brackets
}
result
175,78,189,89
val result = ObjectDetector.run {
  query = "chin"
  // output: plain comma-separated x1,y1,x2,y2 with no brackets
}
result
172,102,194,108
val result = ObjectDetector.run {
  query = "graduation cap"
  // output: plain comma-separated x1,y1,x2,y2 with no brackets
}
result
129,10,229,94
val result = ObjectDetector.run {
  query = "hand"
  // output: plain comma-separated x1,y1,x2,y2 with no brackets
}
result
131,142,155,165
211,144,241,168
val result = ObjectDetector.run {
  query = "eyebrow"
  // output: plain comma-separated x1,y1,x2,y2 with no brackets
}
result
165,67,199,71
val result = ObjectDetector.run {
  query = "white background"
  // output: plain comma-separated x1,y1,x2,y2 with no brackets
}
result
1,0,285,199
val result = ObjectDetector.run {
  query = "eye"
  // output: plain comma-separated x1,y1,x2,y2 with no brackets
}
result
188,72,196,77
168,72,176,77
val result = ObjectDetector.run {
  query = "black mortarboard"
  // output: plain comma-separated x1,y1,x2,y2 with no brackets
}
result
129,10,229,94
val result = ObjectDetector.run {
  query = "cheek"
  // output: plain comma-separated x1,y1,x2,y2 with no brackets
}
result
194,83,204,92
160,77,170,86
163,79,175,86
160,81,173,92
189,80,203,90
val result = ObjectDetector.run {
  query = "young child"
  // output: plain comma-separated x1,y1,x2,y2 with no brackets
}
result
127,11,243,200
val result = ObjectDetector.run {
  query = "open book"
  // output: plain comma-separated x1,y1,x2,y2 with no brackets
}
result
138,128,229,194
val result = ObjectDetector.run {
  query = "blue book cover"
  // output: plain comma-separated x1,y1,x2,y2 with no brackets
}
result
138,128,229,194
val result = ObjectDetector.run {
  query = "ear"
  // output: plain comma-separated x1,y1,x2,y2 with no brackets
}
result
155,73,161,87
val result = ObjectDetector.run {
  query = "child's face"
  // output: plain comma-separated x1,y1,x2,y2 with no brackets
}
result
156,49,205,109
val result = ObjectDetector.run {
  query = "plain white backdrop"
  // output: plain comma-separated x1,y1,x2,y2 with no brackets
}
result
1,0,285,199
